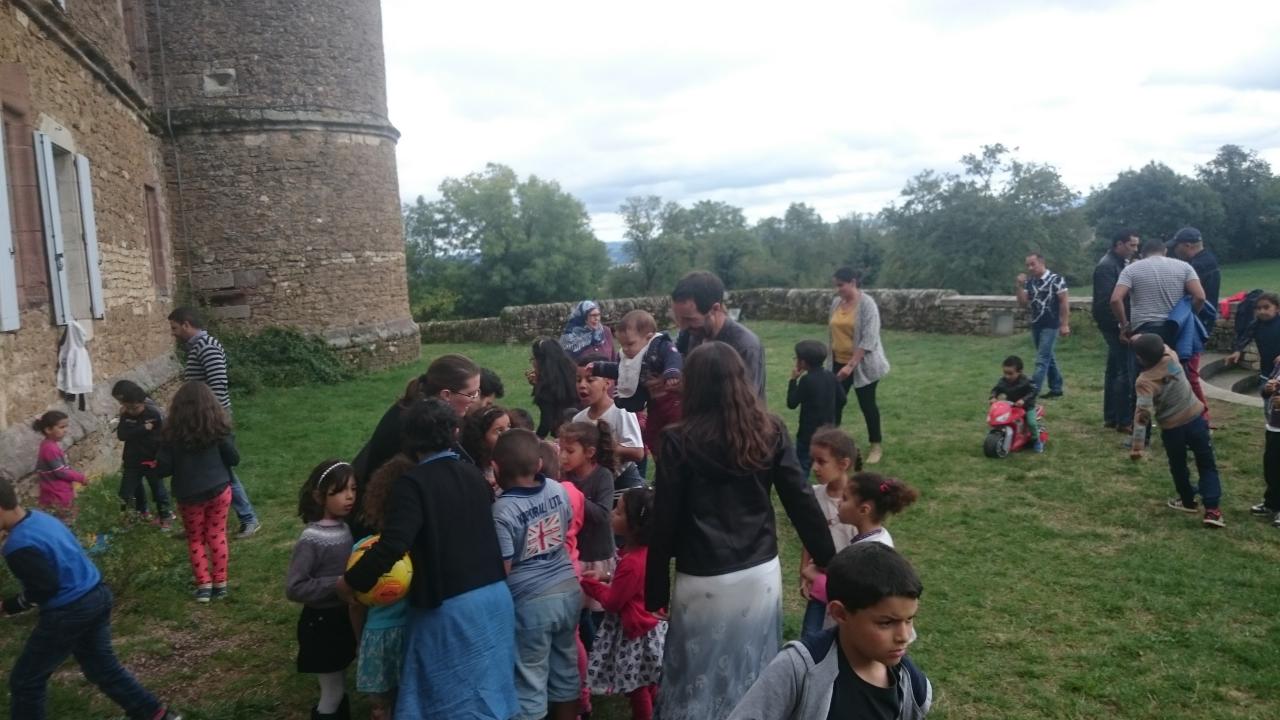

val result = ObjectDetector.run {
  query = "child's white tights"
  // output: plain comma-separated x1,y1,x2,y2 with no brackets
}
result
317,671,345,713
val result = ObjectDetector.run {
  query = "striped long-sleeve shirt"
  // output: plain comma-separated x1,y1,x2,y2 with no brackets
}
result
184,331,231,409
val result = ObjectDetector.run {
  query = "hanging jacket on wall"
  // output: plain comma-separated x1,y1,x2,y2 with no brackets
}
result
57,321,94,401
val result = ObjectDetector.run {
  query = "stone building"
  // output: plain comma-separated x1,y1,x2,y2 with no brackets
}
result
1,0,416,479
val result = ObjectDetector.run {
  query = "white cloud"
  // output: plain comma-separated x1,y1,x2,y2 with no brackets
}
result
382,0,1280,241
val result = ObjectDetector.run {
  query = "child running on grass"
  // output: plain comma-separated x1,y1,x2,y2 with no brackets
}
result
581,487,667,720
1129,333,1225,528
0,471,184,720
798,427,861,644
156,382,238,602
31,410,87,523
286,459,358,720
728,543,932,720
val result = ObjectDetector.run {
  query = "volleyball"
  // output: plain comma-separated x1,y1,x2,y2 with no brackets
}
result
347,534,412,607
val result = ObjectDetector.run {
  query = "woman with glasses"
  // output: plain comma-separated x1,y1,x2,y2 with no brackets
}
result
559,300,618,361
349,354,484,538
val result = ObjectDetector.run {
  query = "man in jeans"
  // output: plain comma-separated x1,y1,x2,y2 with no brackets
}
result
1093,230,1140,432
167,306,261,538
0,472,183,720
1016,253,1070,397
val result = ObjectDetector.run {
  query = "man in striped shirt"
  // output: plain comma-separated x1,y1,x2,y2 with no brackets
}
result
1015,253,1070,398
168,307,261,538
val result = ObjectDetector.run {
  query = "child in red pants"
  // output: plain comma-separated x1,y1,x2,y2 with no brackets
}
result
157,382,238,602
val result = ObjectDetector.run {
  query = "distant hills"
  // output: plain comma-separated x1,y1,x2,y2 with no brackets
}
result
605,241,632,266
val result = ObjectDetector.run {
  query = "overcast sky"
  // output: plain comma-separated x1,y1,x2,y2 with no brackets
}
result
381,0,1280,243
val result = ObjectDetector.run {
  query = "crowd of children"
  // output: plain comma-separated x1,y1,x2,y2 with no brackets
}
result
15,279,1280,720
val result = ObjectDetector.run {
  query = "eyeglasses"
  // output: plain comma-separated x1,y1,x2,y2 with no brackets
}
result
448,388,481,402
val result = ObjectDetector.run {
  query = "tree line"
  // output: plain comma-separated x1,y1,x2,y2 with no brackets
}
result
404,145,1280,320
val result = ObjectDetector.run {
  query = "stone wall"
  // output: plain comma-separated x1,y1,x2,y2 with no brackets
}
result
2,1,180,483
421,289,1095,345
154,0,417,369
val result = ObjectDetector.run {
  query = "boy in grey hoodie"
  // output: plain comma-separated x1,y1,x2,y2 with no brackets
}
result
728,543,932,720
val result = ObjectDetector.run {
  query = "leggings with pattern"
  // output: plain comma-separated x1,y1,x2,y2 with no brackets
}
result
179,485,232,585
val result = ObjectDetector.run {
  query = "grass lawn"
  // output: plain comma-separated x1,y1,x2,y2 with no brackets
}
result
3,321,1279,719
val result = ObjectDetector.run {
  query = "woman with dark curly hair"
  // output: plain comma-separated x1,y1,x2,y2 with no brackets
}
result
527,337,580,439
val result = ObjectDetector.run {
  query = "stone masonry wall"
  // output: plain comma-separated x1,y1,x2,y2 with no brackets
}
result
155,0,418,368
1,1,179,482
421,289,1095,345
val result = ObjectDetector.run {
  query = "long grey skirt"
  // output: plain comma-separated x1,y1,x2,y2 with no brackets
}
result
655,557,782,720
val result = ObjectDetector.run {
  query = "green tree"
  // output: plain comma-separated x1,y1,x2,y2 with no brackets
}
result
617,195,694,293
1085,162,1224,255
404,164,608,317
880,145,1090,293
1196,145,1280,260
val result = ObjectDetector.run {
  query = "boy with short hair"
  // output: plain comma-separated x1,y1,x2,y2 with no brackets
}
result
480,367,506,408
728,543,932,720
989,355,1043,453
1129,334,1225,527
491,430,583,720
0,471,183,720
574,355,646,497
111,380,173,528
787,340,848,475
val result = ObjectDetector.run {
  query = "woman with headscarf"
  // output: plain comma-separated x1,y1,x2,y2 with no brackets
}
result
559,300,618,361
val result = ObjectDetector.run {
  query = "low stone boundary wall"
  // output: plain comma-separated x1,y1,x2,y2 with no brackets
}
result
420,288,1096,345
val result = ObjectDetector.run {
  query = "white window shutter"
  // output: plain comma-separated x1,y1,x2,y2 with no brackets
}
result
74,154,104,319
0,121,20,331
33,131,71,325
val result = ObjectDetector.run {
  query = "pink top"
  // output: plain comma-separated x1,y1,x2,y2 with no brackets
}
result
580,546,660,639
561,479,586,577
36,438,86,508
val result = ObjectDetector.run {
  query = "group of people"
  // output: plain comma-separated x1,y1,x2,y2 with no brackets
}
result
6,235,1278,720
1015,227,1280,529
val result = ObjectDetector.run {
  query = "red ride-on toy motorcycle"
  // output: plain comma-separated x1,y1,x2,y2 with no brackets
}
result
983,400,1047,458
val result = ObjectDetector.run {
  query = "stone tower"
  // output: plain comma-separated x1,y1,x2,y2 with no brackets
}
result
150,0,419,367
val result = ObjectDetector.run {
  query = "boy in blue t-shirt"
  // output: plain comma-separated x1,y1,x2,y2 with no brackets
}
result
0,471,182,720
491,429,583,720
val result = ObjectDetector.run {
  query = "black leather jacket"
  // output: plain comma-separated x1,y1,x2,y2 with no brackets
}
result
645,422,836,611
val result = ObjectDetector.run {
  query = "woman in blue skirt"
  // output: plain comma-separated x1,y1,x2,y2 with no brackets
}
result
341,397,516,720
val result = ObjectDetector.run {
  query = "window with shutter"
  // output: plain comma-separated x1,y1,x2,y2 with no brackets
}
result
145,184,168,297
0,119,19,331
33,133,104,325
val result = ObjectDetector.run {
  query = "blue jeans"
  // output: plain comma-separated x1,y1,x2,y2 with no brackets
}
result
229,471,257,525
1161,416,1221,510
1102,331,1136,427
10,584,161,720
513,587,583,720
1030,326,1063,395
800,598,828,646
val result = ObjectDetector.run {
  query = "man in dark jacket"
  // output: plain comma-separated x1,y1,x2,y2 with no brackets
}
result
1093,230,1140,431
1171,227,1219,423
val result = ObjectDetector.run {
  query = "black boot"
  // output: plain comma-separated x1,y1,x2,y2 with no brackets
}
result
312,695,350,720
